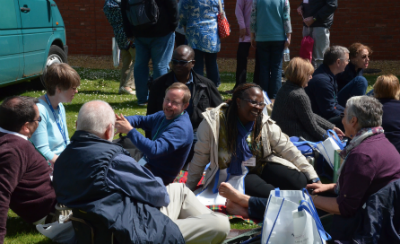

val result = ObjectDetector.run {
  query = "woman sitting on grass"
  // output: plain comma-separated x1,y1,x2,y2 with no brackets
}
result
30,63,80,165
272,57,344,141
374,74,400,153
186,83,320,199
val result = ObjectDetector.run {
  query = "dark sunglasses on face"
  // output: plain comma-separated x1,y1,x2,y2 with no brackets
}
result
31,116,42,122
361,55,370,59
241,98,266,108
171,59,194,65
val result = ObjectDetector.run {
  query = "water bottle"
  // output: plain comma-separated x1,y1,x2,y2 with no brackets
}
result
283,48,290,62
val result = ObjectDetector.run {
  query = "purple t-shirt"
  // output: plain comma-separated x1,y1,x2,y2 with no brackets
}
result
337,133,400,217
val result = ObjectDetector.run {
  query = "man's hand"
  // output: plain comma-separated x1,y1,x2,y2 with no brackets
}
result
115,113,134,135
306,183,335,194
297,5,303,16
333,127,345,140
303,17,315,27
239,28,246,38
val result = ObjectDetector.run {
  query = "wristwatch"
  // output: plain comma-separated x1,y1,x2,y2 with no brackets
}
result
311,177,320,183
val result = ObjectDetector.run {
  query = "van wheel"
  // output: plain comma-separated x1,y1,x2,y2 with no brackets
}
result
40,45,67,87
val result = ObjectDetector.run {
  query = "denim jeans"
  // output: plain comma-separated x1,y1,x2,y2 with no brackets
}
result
193,49,220,87
134,32,175,104
337,76,368,107
256,41,285,99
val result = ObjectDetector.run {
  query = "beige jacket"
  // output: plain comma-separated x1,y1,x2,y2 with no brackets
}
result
186,103,319,191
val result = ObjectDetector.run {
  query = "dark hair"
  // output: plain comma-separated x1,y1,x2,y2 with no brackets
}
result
226,83,263,156
0,96,39,132
323,46,350,66
44,63,80,96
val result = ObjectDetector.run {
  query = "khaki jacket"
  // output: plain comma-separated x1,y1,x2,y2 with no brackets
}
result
186,103,319,191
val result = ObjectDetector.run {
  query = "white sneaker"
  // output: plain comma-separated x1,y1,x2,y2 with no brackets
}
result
119,87,136,95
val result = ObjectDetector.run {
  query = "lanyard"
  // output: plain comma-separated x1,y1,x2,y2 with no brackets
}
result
152,112,184,141
44,94,68,145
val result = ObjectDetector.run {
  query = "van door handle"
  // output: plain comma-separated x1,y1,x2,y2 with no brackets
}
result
20,7,30,12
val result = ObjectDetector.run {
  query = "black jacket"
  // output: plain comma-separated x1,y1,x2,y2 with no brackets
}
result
301,0,338,29
147,70,223,132
121,0,178,38
336,62,364,91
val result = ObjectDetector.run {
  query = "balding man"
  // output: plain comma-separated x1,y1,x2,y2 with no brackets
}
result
54,100,230,244
147,45,222,165
0,96,57,243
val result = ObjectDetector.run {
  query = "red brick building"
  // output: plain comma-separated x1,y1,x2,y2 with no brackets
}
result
57,0,400,60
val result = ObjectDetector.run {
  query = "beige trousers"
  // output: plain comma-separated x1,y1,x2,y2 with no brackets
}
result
161,183,230,244
120,48,136,89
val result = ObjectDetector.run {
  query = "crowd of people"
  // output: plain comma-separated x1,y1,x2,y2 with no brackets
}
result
0,0,400,243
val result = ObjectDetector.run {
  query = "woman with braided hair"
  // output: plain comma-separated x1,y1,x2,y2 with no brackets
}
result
186,83,320,204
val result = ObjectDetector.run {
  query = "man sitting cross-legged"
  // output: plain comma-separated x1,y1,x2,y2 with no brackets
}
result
147,45,223,165
53,100,230,243
0,96,57,243
115,82,194,185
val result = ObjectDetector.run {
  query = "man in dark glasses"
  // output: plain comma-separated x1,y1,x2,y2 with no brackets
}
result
0,96,57,242
147,45,223,167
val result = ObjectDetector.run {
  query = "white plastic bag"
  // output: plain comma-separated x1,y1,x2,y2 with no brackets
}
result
317,137,340,169
112,37,120,68
261,188,331,244
36,221,76,244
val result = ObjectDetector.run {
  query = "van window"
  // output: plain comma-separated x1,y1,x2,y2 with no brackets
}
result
0,0,18,29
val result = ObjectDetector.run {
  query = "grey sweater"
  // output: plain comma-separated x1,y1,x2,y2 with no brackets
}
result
271,80,334,141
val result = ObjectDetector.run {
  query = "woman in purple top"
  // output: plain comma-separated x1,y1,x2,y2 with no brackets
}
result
306,96,400,218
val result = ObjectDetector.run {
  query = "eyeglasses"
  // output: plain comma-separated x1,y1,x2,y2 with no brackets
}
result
340,113,345,118
340,58,350,63
171,59,194,66
31,116,42,122
164,98,182,107
241,98,266,108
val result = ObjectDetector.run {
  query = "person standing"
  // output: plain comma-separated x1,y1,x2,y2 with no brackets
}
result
297,0,338,69
121,0,178,106
103,0,136,95
179,0,225,87
250,0,292,102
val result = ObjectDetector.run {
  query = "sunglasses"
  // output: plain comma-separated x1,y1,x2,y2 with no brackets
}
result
361,55,370,59
31,116,42,122
241,98,266,108
171,59,194,65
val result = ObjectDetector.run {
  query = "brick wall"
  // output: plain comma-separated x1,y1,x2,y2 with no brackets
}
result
57,0,400,60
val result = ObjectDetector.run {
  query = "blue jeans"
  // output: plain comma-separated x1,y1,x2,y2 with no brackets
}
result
134,32,175,104
337,76,368,107
256,41,285,99
193,49,220,87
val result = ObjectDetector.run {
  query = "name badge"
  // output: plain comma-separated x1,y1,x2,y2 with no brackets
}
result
243,157,256,167
303,0,309,3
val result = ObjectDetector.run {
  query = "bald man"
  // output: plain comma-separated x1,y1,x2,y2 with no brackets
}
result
147,45,223,165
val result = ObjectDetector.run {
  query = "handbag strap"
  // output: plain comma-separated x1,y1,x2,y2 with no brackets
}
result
217,0,223,15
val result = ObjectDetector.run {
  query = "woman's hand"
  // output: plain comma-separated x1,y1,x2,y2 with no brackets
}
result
333,127,345,140
306,183,336,194
115,113,133,135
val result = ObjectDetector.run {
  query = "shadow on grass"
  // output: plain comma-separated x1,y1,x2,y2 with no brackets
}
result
63,101,145,113
5,216,38,238
0,79,44,101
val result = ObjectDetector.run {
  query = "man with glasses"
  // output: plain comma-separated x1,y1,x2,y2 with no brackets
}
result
147,45,222,167
305,46,349,129
0,96,57,243
115,82,194,185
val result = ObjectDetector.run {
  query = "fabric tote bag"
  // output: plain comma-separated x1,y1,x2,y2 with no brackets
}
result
217,0,230,38
316,129,345,169
261,188,331,244
299,36,314,62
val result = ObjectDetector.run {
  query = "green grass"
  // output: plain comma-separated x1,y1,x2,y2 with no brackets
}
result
0,69,392,243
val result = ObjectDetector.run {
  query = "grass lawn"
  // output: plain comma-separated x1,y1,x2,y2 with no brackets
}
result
0,68,389,243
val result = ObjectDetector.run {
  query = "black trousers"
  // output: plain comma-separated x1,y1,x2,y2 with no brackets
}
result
234,42,260,89
175,32,186,47
245,162,308,199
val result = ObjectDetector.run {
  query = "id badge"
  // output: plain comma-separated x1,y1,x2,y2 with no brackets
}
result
137,156,148,166
243,156,256,167
303,0,309,3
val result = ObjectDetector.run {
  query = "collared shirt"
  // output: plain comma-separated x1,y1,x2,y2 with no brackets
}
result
0,127,27,140
174,72,194,116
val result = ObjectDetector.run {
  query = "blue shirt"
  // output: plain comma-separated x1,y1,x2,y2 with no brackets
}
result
126,111,194,184
30,99,69,160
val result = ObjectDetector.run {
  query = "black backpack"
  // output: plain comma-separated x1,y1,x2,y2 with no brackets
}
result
125,0,159,29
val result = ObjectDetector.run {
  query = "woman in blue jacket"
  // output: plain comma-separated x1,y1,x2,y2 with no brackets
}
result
179,0,226,87
250,0,291,102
